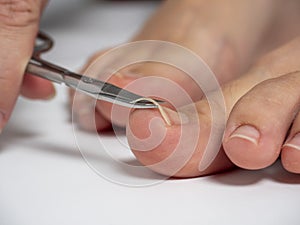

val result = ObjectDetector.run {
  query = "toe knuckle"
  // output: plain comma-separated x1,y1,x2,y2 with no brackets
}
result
0,0,41,28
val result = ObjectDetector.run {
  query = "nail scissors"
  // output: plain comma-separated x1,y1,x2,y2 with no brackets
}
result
26,32,161,109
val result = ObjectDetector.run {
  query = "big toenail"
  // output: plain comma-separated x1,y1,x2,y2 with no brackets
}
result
284,133,300,151
121,70,143,79
229,125,260,145
132,98,172,126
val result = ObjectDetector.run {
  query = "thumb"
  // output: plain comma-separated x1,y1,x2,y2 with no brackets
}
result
0,0,45,132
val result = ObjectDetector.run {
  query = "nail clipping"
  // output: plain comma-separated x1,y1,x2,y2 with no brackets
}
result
132,98,172,126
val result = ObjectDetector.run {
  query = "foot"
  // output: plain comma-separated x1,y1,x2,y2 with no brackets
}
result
128,37,300,177
223,38,300,173
71,0,280,130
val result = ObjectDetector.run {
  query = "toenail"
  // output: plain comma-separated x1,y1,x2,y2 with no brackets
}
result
164,108,189,125
132,98,189,126
132,98,172,126
284,133,300,151
228,125,260,145
119,70,143,79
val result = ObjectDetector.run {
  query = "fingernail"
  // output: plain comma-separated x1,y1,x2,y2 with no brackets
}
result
0,112,4,134
229,125,260,145
284,133,300,151
43,90,56,100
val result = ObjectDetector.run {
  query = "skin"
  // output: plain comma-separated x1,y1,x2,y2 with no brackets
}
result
0,0,55,133
129,38,300,177
72,0,283,129
223,41,300,173
72,0,300,177
1,1,299,177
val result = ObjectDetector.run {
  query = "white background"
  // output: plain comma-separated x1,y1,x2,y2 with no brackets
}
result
0,1,300,224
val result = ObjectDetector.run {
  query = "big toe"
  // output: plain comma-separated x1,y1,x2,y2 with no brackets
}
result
99,61,202,127
127,103,234,178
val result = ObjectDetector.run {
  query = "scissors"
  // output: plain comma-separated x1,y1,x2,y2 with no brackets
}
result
26,32,161,109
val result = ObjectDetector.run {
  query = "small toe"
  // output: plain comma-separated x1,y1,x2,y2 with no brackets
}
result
282,113,300,173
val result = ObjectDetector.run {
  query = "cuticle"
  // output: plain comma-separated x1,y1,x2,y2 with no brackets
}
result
230,123,261,139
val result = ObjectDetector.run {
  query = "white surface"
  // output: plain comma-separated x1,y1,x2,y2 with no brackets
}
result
1,1,300,225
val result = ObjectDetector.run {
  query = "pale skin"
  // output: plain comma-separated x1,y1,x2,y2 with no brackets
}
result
0,0,55,133
1,1,300,178
71,0,300,177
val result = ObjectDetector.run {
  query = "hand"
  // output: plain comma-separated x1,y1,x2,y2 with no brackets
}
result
0,0,55,133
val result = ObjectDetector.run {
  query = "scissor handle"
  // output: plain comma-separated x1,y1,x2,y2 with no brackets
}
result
33,31,54,57
28,31,70,84
27,31,161,109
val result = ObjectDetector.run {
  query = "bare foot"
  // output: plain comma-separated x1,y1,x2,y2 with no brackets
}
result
71,0,280,130
128,37,300,177
71,0,300,177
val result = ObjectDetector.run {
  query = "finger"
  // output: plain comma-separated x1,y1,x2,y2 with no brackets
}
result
21,74,55,100
0,0,45,131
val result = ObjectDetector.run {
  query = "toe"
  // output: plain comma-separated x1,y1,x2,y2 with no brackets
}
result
97,61,201,128
282,113,300,173
70,49,113,131
127,103,234,178
127,38,300,177
223,72,300,170
73,43,206,130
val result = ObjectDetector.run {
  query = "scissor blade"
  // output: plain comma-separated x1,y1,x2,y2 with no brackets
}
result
27,59,163,109
29,31,163,109
70,74,163,109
